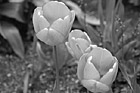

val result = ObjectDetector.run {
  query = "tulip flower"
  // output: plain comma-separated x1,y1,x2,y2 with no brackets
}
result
65,29,92,60
77,46,118,93
33,1,75,46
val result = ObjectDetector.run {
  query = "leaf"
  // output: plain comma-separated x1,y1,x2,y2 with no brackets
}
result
55,43,69,70
129,74,140,93
98,0,104,32
111,0,125,51
115,40,137,59
117,19,132,41
103,23,113,43
119,62,133,90
103,0,116,48
36,41,53,67
77,16,101,44
0,21,25,59
36,41,47,61
64,0,100,25
115,0,124,19
105,0,116,22
0,2,25,22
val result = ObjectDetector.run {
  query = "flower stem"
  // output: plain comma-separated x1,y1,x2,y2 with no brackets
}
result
53,46,60,93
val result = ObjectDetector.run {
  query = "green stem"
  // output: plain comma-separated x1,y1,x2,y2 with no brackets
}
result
53,46,60,93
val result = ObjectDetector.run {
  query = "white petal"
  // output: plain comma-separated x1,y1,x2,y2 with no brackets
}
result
36,28,49,43
87,47,103,72
77,54,88,80
69,29,85,39
48,28,65,45
65,42,75,56
50,16,70,38
83,32,91,43
33,7,42,33
82,79,110,93
69,37,83,59
76,38,90,53
42,1,70,24
69,10,75,24
99,48,114,75
84,56,100,80
85,45,97,53
39,15,50,30
100,60,118,86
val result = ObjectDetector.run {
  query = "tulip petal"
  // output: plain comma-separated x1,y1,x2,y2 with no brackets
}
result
48,28,65,45
85,45,97,53
99,48,114,75
50,16,70,38
83,56,100,80
33,7,42,33
65,42,75,56
83,32,91,43
69,37,83,59
76,38,90,53
87,47,103,71
100,59,118,86
112,58,119,82
38,15,50,30
69,30,84,39
77,54,88,80
43,1,70,24
69,30,91,42
81,79,110,93
36,28,50,43
69,10,75,24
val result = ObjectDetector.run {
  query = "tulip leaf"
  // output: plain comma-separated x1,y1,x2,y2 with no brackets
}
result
119,62,133,90
77,16,101,44
55,43,69,70
103,0,116,48
36,41,54,67
36,41,47,61
115,40,137,60
115,0,124,19
98,0,104,32
112,0,124,51
116,19,132,42
0,2,25,22
64,0,100,25
105,0,116,22
128,74,140,93
0,21,25,59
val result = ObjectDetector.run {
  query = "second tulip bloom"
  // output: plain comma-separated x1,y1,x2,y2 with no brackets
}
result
65,29,92,60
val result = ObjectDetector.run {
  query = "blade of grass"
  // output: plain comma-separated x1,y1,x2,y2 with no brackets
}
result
103,0,116,49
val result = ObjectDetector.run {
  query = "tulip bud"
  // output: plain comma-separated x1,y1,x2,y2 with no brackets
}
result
77,46,118,93
33,1,75,46
65,29,92,60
